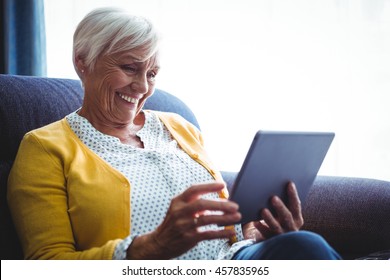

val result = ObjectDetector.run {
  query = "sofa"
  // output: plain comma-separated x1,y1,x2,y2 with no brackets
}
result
1,74,389,260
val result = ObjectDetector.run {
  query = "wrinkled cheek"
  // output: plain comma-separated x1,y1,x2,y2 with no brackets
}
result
97,78,116,108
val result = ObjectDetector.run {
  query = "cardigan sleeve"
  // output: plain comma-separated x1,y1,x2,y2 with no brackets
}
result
7,132,120,259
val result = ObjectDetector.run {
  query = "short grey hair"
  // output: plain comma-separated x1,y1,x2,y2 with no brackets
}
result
73,7,159,76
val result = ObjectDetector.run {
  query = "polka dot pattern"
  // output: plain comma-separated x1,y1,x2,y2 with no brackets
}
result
66,110,250,259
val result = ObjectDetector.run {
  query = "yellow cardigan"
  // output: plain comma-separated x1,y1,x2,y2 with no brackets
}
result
7,111,230,259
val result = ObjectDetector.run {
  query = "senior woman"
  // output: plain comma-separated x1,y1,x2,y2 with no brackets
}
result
7,7,340,260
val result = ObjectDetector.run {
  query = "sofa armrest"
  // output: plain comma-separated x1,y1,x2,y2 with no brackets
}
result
303,176,390,259
1,160,24,259
221,172,390,259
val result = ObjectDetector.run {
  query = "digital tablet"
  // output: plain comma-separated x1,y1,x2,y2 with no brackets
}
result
229,130,335,224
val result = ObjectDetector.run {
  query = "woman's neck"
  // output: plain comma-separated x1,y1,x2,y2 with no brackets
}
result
77,107,145,147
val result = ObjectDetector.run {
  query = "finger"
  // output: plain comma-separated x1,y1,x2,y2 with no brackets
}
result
196,227,237,242
270,196,295,230
286,182,303,224
261,208,283,234
178,198,239,221
253,220,273,239
196,212,241,227
190,198,239,214
180,182,226,202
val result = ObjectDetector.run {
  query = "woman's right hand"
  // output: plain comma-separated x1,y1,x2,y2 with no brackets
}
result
126,182,241,259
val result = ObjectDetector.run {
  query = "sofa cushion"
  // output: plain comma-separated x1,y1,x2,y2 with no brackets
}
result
0,75,83,161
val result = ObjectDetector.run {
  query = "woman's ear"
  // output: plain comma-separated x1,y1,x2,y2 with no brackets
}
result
75,55,87,75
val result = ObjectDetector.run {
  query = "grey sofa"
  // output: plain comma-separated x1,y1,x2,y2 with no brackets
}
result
1,74,389,259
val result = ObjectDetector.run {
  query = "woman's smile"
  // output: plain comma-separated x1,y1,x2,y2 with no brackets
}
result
117,92,139,104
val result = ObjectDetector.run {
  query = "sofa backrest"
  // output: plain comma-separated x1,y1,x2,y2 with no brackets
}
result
0,74,200,259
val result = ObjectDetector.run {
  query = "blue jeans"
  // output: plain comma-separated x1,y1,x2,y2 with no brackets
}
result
232,231,342,260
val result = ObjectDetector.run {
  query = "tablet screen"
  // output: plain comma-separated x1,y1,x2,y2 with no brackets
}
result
229,131,334,224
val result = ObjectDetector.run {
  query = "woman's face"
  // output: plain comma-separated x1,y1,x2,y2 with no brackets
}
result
81,49,160,126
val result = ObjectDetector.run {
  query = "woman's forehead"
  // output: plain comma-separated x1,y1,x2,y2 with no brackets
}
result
115,50,160,67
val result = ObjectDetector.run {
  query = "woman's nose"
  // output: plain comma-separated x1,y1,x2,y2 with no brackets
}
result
131,73,148,94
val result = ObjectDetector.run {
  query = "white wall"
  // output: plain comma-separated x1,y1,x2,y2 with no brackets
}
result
44,0,390,180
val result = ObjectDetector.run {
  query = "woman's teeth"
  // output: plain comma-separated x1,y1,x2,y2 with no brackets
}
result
118,93,137,104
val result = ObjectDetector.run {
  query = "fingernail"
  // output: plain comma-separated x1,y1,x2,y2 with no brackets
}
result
272,196,280,205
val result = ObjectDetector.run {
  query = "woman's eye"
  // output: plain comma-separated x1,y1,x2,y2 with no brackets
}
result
121,65,137,73
147,71,157,82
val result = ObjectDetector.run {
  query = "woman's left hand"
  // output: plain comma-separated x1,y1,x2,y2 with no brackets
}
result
243,182,304,242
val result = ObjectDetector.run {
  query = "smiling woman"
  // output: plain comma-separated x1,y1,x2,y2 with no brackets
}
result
7,6,341,260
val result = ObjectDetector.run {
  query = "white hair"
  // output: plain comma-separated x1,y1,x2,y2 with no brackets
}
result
73,7,159,76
